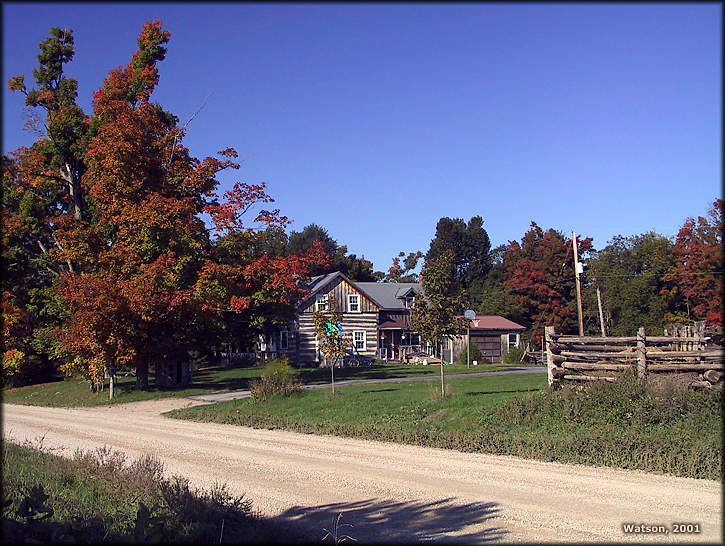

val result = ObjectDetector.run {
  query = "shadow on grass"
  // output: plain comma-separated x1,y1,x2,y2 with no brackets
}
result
465,389,537,397
298,366,442,385
273,497,506,543
360,388,398,394
186,369,253,392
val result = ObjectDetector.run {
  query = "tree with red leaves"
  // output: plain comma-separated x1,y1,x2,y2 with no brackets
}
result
5,22,328,391
503,222,593,346
663,199,723,326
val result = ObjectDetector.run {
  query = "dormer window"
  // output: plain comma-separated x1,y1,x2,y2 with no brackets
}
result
315,294,328,311
348,294,360,313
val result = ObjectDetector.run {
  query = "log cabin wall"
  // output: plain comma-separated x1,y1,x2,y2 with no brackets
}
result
295,276,380,366
299,277,378,313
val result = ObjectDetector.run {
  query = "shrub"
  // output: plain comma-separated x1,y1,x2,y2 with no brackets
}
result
502,345,527,365
2,442,296,543
1,350,58,388
249,358,301,401
457,343,484,366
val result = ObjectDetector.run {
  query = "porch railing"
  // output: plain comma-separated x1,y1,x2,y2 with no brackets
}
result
378,344,425,362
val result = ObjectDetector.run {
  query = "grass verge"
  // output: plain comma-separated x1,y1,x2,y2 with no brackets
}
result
167,372,722,480
2,361,504,407
2,441,304,544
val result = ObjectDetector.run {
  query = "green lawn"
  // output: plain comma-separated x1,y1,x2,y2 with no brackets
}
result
2,360,505,407
167,372,547,431
167,372,722,480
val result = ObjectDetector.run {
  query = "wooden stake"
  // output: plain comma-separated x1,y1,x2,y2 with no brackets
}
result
637,327,647,380
596,287,606,337
545,326,556,387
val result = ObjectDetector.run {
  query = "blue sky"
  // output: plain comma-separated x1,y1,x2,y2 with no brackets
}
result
3,3,721,273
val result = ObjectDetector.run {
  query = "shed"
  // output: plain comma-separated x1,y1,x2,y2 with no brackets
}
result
452,315,526,364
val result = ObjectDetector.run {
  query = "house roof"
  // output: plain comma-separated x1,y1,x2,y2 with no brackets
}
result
300,272,385,309
305,272,342,294
378,317,409,329
457,315,526,331
355,282,423,310
299,273,423,311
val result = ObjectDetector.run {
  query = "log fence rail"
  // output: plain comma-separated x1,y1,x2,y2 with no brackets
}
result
545,321,723,389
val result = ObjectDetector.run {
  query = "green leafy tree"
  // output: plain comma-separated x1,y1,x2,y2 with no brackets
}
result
425,216,492,305
475,244,526,324
409,250,469,396
384,251,423,282
312,296,347,395
3,27,93,382
288,223,377,281
586,232,684,336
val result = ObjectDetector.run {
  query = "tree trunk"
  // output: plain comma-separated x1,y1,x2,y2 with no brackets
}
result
330,358,335,396
136,362,149,391
61,163,83,221
440,341,445,396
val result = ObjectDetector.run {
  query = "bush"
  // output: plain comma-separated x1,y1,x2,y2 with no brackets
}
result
2,442,295,543
1,350,58,388
249,358,301,401
502,345,526,365
456,343,484,366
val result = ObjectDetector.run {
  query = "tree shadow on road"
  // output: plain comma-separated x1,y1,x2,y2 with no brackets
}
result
271,497,507,543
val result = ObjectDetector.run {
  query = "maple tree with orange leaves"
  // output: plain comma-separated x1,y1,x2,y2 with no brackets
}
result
663,199,723,326
503,223,593,346
4,21,328,390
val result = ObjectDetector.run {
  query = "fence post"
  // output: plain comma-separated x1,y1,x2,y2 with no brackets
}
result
637,327,647,380
545,326,556,387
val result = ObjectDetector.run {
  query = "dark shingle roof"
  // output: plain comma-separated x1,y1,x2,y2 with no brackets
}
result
300,273,422,311
355,282,422,310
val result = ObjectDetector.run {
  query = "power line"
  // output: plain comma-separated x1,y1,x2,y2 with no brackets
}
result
587,271,722,279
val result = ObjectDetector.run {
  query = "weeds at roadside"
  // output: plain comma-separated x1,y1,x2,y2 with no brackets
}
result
2,441,301,543
322,512,357,544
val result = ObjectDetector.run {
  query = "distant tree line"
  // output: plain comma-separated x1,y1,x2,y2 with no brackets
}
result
413,201,722,348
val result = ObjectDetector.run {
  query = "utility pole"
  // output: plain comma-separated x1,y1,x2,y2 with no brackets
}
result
572,231,584,336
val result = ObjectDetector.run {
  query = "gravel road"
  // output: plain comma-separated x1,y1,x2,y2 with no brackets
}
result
3,399,721,543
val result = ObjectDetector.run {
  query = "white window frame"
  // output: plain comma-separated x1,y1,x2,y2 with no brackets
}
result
279,330,289,350
508,333,519,349
353,330,366,351
315,294,328,311
348,294,361,313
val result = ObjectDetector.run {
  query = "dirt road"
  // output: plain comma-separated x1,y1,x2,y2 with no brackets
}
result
3,399,721,543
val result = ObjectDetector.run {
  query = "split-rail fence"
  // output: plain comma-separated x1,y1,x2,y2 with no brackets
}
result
545,322,723,389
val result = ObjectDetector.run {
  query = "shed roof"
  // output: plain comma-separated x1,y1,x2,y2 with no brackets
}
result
457,315,526,331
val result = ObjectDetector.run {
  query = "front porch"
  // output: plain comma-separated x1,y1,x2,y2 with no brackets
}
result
377,329,454,362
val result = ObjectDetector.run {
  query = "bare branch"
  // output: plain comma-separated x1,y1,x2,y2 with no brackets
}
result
166,92,212,169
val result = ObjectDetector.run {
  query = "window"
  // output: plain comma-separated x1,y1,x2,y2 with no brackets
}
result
353,330,366,351
403,296,413,309
279,330,289,350
508,333,518,349
348,294,360,313
315,294,328,311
